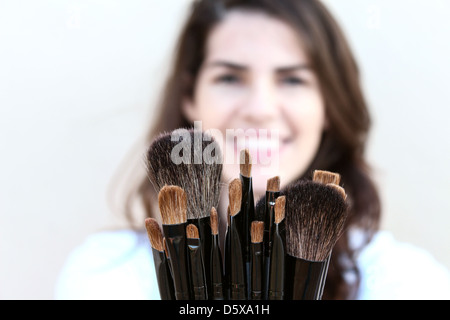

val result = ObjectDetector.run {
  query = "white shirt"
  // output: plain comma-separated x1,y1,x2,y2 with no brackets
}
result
54,229,450,300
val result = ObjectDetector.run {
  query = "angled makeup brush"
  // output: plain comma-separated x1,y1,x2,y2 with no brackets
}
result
146,129,223,298
313,170,341,185
145,218,175,300
327,183,347,200
158,185,191,300
284,180,348,300
210,207,224,300
225,178,247,300
250,221,264,300
186,224,207,300
312,170,344,299
268,196,286,300
239,149,255,297
263,175,281,299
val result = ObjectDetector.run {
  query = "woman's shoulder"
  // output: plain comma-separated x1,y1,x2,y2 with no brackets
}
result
355,230,450,300
54,229,160,300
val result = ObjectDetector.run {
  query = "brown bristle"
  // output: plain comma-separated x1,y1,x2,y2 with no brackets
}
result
313,170,341,185
239,149,252,177
274,196,286,224
146,129,223,220
210,207,219,235
228,178,242,216
327,183,347,200
186,224,199,239
251,221,264,243
145,218,164,251
285,180,349,261
158,185,187,225
266,176,280,192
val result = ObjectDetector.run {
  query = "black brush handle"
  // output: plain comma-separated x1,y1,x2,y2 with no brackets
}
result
318,252,332,299
263,190,280,299
224,224,231,300
210,234,224,300
151,248,175,300
251,242,263,300
187,238,207,300
188,216,212,299
229,214,247,300
163,223,192,300
239,174,255,297
285,255,327,300
268,222,286,300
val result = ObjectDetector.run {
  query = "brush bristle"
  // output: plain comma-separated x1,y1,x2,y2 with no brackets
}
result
158,185,187,225
266,176,280,192
251,221,264,243
146,129,223,220
312,170,341,185
186,224,199,239
228,178,242,217
274,196,286,224
239,149,252,178
284,180,348,261
210,207,219,235
145,218,164,251
327,183,347,200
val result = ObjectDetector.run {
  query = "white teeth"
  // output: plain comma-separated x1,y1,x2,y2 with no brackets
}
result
236,138,279,150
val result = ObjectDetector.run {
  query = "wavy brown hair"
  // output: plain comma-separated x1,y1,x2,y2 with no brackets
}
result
111,0,381,300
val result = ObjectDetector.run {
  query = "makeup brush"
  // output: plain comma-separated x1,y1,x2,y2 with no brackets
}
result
250,221,264,300
239,149,255,297
320,182,348,299
145,218,175,300
146,129,223,298
263,175,281,299
186,224,207,300
158,185,191,300
284,180,348,300
312,169,344,299
268,196,286,300
226,178,247,300
313,170,341,185
210,207,224,300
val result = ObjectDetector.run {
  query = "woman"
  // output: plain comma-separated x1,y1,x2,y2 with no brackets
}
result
55,0,450,300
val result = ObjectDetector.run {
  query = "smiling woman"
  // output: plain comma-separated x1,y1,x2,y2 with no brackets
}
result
182,9,326,195
54,0,450,300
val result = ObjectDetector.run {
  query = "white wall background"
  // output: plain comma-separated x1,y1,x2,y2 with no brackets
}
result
0,0,449,299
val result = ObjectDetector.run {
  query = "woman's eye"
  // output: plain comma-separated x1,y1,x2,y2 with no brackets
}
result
281,76,305,85
215,74,240,84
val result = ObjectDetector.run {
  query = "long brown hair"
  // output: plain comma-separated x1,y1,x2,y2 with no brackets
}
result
110,0,381,300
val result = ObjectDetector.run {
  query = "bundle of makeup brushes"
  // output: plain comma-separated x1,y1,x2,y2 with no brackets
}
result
144,129,349,300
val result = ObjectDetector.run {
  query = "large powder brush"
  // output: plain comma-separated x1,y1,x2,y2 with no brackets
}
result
284,180,349,300
146,128,223,298
146,129,223,220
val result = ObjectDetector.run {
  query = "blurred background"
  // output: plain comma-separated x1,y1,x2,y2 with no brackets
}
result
1,0,449,300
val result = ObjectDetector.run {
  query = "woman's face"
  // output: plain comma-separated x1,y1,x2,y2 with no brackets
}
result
183,10,326,198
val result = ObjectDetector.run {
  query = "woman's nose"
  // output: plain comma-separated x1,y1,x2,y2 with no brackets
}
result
240,79,278,124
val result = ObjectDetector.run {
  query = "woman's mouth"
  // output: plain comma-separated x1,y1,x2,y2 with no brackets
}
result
228,132,294,166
